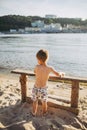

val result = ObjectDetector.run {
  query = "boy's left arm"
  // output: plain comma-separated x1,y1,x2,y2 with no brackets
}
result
51,67,65,77
59,72,65,77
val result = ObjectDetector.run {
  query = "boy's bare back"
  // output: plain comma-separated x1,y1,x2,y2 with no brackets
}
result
34,64,52,88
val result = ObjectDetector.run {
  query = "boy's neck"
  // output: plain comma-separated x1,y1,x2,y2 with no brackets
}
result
40,62,47,66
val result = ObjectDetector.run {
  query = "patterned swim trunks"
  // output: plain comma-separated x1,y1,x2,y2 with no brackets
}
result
32,86,48,102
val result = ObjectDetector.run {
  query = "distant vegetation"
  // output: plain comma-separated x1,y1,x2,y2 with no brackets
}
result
0,15,87,31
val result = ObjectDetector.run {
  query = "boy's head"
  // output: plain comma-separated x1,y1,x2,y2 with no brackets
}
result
36,49,49,63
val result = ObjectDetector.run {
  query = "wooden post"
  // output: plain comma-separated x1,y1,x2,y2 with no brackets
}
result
71,80,79,108
20,74,27,102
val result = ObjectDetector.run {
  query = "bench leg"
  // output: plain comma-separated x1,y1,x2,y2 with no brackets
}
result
71,80,79,108
20,74,27,102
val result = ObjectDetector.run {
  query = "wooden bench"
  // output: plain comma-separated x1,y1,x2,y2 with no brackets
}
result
11,69,87,115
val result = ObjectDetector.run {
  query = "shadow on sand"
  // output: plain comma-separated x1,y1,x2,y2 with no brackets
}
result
0,99,86,130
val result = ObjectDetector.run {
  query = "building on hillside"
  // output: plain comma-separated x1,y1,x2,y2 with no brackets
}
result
62,24,87,33
45,15,57,19
10,29,17,33
41,23,62,33
18,29,25,33
25,27,41,33
31,20,44,28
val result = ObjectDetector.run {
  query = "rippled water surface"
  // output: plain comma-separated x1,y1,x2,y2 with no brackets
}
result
0,33,87,77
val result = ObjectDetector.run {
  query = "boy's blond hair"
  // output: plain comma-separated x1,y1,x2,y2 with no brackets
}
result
36,49,49,62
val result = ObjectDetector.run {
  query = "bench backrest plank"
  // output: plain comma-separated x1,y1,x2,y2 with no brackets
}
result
11,69,87,83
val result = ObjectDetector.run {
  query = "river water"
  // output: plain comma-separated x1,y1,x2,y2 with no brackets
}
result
0,33,87,77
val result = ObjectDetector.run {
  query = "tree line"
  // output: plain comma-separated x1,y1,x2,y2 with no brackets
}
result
0,15,87,31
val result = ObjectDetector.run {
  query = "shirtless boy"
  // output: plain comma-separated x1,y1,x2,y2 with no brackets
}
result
32,49,64,116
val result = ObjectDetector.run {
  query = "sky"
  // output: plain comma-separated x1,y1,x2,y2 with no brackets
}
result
0,0,87,19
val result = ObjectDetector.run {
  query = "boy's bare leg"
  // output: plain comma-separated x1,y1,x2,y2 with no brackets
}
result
32,100,38,115
42,101,47,114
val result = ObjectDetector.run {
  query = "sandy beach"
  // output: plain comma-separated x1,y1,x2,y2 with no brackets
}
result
0,69,87,130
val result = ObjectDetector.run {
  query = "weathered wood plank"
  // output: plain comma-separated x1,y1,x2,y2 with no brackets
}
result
20,74,27,102
71,80,79,108
48,94,70,104
11,69,87,83
26,97,79,115
11,69,34,76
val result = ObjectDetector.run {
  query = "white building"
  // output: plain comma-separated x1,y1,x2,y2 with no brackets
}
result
31,20,44,28
41,23,62,33
25,27,41,33
45,15,57,19
10,29,17,33
25,27,30,32
18,29,25,33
